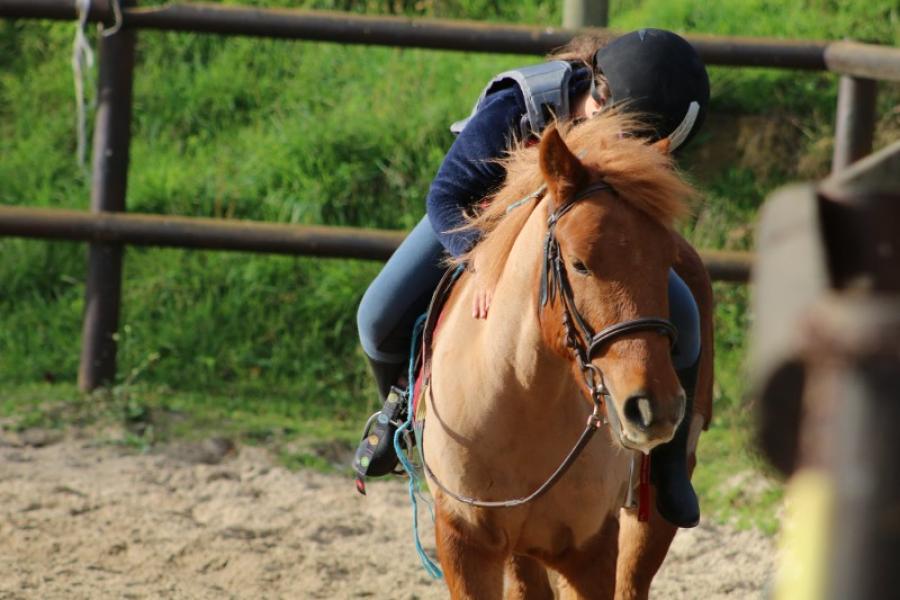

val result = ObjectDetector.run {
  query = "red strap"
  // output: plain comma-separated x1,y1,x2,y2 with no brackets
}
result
638,453,651,522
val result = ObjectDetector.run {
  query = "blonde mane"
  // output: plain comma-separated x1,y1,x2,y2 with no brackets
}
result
456,110,696,289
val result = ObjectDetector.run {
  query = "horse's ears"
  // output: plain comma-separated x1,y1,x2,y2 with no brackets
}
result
652,136,672,154
539,126,587,205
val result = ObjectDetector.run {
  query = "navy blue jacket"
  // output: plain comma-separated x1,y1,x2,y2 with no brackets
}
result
427,67,591,257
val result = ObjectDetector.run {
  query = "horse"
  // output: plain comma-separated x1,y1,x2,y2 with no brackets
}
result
419,111,715,600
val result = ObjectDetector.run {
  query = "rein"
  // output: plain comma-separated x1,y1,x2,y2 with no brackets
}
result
422,182,678,509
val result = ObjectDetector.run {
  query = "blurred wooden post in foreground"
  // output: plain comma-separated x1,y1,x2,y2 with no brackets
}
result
832,74,877,172
78,1,137,391
751,141,900,599
563,0,608,29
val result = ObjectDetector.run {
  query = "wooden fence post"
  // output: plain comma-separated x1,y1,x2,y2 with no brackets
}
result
563,0,608,29
832,75,877,172
78,2,136,391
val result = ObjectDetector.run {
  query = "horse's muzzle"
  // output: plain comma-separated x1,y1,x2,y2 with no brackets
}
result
613,389,686,452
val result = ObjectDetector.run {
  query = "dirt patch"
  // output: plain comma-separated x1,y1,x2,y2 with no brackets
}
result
0,434,776,599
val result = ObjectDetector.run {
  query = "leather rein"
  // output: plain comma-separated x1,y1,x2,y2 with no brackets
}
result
422,181,678,509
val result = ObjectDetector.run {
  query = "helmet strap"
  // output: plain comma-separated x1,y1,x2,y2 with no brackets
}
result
667,101,700,152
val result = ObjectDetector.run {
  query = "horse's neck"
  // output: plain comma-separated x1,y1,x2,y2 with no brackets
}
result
428,199,588,468
463,199,574,405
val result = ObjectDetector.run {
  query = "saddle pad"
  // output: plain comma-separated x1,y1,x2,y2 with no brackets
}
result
411,265,466,425
412,307,448,422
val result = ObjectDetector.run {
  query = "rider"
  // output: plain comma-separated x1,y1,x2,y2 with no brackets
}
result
354,28,710,528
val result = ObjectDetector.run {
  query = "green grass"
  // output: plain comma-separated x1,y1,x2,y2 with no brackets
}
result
0,382,364,472
695,415,784,536
2,0,898,533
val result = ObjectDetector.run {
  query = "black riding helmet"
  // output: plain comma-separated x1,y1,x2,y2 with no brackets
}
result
592,29,710,151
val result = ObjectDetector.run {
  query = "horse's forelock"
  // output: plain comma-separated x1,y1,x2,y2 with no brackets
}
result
559,112,694,226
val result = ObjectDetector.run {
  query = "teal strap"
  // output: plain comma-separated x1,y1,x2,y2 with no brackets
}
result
393,314,443,579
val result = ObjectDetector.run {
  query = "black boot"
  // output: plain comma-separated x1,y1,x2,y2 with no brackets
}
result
366,355,407,402
352,357,408,489
650,358,700,528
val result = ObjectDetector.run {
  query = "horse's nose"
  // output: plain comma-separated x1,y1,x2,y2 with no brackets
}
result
622,391,686,433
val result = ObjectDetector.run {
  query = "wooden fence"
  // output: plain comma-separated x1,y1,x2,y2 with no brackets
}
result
1,0,899,389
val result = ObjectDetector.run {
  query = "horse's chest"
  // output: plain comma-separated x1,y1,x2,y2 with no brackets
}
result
518,455,629,547
442,447,630,555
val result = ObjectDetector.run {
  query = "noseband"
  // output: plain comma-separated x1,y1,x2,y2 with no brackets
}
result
422,180,678,509
539,181,678,423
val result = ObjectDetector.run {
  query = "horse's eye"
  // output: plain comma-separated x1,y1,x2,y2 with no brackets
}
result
570,259,590,275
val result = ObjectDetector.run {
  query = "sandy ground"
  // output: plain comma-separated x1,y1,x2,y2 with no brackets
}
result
0,431,775,599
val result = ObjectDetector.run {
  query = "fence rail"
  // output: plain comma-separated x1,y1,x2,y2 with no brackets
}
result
1,0,897,389
4,0,900,78
0,205,753,281
0,206,406,260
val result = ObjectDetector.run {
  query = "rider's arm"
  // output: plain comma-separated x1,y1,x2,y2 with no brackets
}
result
426,85,526,258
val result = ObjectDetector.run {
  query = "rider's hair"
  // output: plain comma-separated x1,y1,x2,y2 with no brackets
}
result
547,35,612,104
547,34,607,64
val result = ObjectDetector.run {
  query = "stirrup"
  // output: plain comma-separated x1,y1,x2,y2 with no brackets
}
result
352,387,409,494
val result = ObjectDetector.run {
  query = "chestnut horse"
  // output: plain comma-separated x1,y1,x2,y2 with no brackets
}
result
420,113,714,599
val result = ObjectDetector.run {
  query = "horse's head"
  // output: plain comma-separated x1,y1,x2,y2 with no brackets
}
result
536,124,691,453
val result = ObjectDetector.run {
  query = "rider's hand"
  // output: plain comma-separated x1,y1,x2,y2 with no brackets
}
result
472,288,492,319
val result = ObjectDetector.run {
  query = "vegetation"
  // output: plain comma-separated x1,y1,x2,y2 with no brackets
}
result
1,0,897,531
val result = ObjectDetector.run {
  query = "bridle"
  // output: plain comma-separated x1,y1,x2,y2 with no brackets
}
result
422,180,678,509
539,181,679,429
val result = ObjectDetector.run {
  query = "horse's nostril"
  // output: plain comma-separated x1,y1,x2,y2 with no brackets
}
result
623,394,653,430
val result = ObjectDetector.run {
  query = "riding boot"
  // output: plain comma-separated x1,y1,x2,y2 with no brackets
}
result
650,357,700,528
352,356,408,485
367,355,406,403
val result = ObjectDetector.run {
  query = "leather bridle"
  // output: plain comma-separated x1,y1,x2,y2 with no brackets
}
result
539,181,679,425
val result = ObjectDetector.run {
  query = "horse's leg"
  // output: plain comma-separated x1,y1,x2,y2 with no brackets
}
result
434,508,506,600
505,555,554,600
615,416,703,600
546,516,619,600
614,496,677,600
